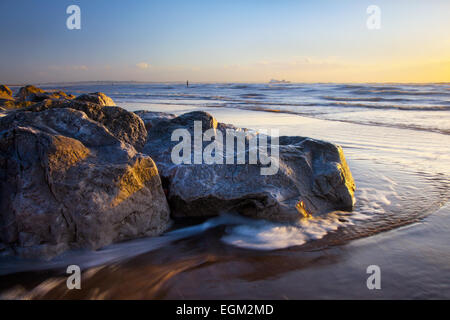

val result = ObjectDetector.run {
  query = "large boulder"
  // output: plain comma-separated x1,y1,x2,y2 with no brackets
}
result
26,99,148,151
75,92,116,106
0,108,171,258
8,86,146,149
141,111,355,222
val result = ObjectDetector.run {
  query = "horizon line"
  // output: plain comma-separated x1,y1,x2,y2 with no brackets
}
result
4,80,450,87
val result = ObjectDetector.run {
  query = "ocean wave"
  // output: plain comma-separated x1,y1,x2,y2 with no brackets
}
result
38,82,450,137
218,104,450,135
240,93,266,99
229,84,251,89
119,92,450,112
336,84,405,91
318,117,450,135
225,100,450,111
220,213,357,250
328,102,450,111
352,89,450,96
321,95,415,103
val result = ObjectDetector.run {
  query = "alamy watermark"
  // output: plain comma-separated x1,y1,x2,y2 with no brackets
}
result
66,5,81,30
366,265,381,290
171,121,280,175
366,5,381,30
66,5,380,31
66,265,81,290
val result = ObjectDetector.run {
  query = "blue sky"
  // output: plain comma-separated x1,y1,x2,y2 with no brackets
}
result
0,0,449,83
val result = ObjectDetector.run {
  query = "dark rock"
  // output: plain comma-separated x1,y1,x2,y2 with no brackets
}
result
143,111,355,222
25,98,148,151
0,108,171,258
134,110,176,130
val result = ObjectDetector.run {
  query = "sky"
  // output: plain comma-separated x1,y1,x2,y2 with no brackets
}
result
0,0,449,84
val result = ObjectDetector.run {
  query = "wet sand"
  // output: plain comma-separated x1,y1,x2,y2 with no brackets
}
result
1,204,448,299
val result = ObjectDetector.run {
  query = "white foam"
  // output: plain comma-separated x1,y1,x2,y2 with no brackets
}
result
219,213,350,250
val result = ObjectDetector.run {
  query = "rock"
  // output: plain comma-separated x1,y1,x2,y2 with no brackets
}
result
11,85,74,108
135,110,176,130
0,85,13,98
143,111,355,222
19,88,146,150
0,100,34,110
0,108,171,258
25,98,148,151
46,90,75,100
15,85,46,101
75,92,116,106
0,84,17,110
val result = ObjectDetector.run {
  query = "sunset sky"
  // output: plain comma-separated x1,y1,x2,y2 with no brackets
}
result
0,0,449,83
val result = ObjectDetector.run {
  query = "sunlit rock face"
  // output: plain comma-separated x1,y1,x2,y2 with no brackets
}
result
0,85,14,111
27,98,148,151
0,84,31,111
2,85,116,112
0,106,170,259
0,85,13,98
15,85,75,102
140,111,356,222
75,92,116,106
15,85,46,101
1,84,76,110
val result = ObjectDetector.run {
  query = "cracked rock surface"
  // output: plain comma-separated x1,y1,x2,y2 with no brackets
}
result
0,97,170,258
141,111,356,222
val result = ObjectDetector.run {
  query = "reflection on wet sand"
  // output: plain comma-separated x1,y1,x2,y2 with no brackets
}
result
2,202,449,300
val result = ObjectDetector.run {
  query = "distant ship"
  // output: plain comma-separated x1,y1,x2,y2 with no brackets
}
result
269,79,291,84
